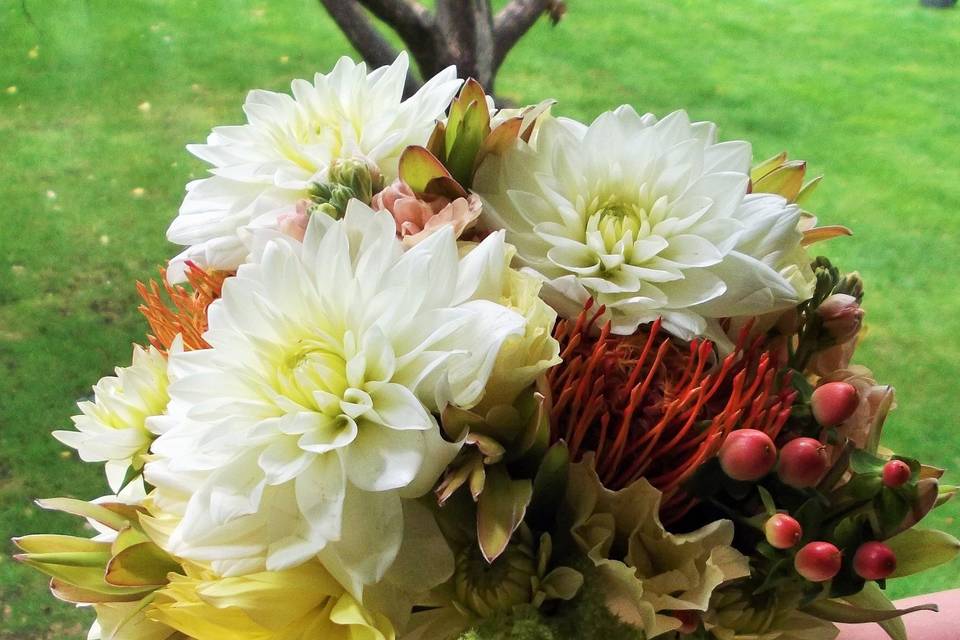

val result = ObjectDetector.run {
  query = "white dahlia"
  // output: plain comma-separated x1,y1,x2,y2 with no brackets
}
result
53,343,170,493
165,53,462,281
474,106,814,343
145,202,527,595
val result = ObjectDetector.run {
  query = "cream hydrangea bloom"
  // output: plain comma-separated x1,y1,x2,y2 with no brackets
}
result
145,202,528,594
53,343,170,493
474,107,814,343
166,53,462,280
563,457,750,638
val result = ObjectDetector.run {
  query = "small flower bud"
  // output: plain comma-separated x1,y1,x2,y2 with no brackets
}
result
794,541,842,582
328,157,383,203
817,293,864,343
811,381,859,427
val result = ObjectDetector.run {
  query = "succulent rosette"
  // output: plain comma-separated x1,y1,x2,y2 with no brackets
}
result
14,54,958,640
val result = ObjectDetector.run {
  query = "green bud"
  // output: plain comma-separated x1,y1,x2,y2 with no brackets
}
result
834,271,864,303
308,158,384,220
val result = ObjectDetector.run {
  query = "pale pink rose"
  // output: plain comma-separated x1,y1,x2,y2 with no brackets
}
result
818,293,864,343
808,336,858,378
371,179,482,247
277,200,311,241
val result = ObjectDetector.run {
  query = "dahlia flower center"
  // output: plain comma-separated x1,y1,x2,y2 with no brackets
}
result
582,192,669,267
277,338,350,410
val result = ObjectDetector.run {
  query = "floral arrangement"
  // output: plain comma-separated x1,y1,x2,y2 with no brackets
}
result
14,53,959,640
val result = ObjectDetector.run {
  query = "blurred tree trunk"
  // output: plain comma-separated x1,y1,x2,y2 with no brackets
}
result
319,0,566,96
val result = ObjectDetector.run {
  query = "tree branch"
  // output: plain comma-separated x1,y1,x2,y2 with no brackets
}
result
318,0,422,94
356,0,438,82
435,0,496,85
492,0,551,71
355,0,432,39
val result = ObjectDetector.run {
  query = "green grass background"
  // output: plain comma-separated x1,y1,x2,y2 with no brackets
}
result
1,0,958,636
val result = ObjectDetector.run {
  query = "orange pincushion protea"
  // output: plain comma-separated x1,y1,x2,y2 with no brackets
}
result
137,262,228,352
548,301,797,519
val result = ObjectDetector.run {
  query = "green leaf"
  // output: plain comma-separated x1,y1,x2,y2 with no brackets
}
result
849,449,885,475
875,489,911,537
111,525,152,556
838,582,932,640
35,498,131,531
757,486,777,515
476,465,533,563
752,161,806,200
511,388,552,467
446,94,490,187
423,175,468,200
884,527,960,577
445,79,488,158
803,597,937,625
426,121,446,160
935,484,957,508
12,534,110,555
793,497,827,532
751,151,788,182
526,441,569,531
16,556,155,599
477,116,522,166
398,146,454,194
832,515,864,550
795,175,823,205
16,551,112,568
845,473,883,501
49,578,151,604
105,541,182,587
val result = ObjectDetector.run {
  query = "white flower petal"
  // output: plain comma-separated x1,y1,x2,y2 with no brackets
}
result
164,54,462,281
475,106,813,341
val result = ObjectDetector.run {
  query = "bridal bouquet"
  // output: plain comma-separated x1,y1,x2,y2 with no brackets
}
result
15,53,958,640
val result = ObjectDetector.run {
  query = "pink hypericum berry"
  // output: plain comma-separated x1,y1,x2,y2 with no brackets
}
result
853,541,897,580
778,437,829,488
811,381,859,427
882,460,912,488
719,430,778,482
794,541,843,582
764,513,803,549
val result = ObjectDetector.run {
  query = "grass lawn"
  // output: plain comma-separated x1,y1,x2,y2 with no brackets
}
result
1,0,958,636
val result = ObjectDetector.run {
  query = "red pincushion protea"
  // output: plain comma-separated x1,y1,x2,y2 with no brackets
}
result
137,262,228,352
548,301,797,520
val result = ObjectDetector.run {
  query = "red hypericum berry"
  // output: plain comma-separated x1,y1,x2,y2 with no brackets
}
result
811,381,859,427
719,429,778,482
853,542,897,580
671,610,700,634
778,437,830,488
764,513,803,549
882,460,912,488
794,541,842,582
